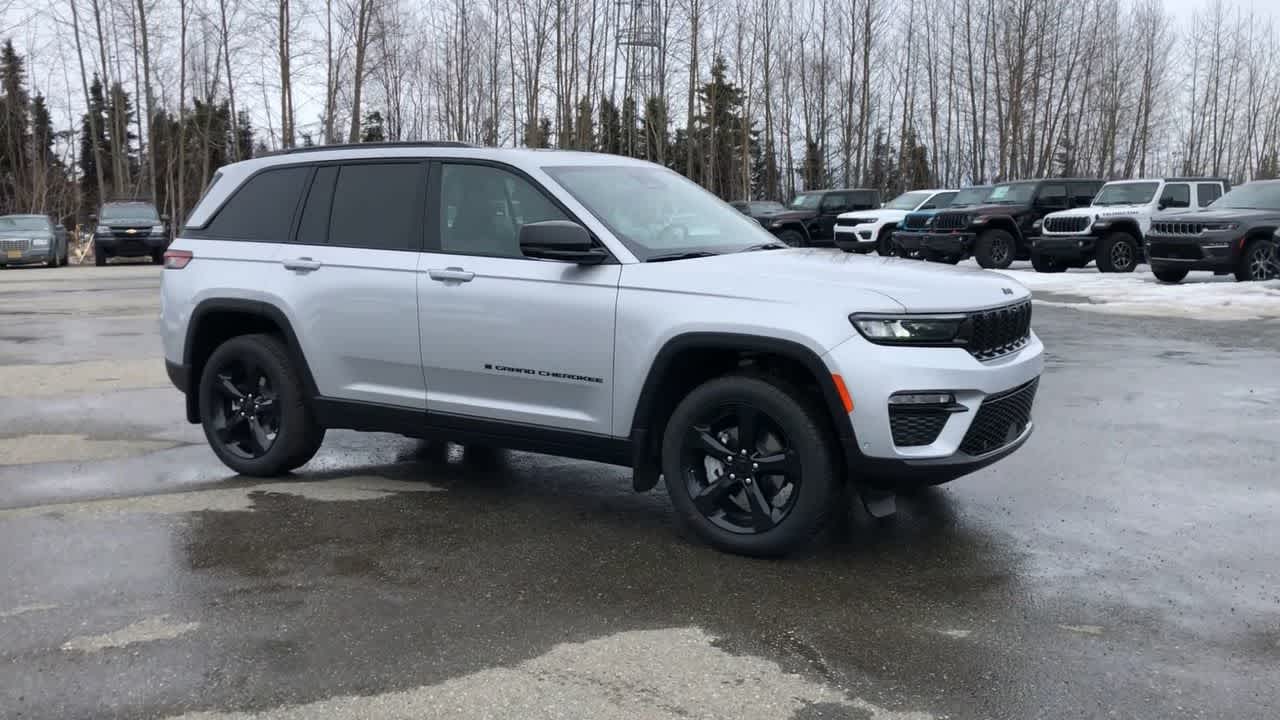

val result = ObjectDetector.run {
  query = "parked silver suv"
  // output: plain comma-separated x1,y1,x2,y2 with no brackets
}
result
161,143,1044,556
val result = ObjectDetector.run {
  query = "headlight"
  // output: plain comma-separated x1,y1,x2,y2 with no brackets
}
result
850,314,969,345
151,225,166,235
96,225,110,234
970,215,988,225
32,235,49,246
1031,219,1043,231
924,216,936,228
769,219,785,228
1202,222,1239,231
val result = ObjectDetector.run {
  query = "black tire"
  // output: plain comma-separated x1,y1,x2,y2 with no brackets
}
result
894,244,911,259
922,248,960,265
198,333,324,477
94,246,107,266
875,228,894,256
1151,265,1189,284
1097,232,1139,273
1235,239,1278,282
661,374,837,557
974,229,1015,269
1031,251,1067,273
45,251,58,268
152,250,165,265
778,229,805,247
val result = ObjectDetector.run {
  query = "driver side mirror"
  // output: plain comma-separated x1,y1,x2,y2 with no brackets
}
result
519,220,607,265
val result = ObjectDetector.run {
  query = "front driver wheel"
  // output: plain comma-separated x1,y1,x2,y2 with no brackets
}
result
199,333,325,477
1097,232,1139,273
1236,239,1278,282
661,374,836,557
974,229,1015,269
875,228,894,256
777,229,805,247
1031,251,1067,273
1151,265,1189,284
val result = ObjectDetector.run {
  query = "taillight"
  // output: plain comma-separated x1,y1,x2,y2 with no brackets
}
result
163,249,193,269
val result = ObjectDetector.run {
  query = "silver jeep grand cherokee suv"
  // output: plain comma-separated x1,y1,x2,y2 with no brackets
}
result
161,142,1044,556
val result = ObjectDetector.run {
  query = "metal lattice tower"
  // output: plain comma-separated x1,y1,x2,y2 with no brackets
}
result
616,0,661,100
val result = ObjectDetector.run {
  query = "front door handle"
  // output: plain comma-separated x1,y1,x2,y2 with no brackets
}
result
428,267,475,283
283,257,322,272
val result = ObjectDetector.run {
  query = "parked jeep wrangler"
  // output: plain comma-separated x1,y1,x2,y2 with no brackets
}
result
92,200,171,266
1031,178,1229,273
161,145,1042,557
922,178,1104,268
1146,179,1280,284
760,188,881,247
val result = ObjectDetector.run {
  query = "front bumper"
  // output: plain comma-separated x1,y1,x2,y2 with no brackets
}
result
921,231,975,257
893,230,926,253
1146,234,1238,271
95,234,168,256
1033,233,1097,260
823,330,1045,489
0,245,54,265
834,225,876,251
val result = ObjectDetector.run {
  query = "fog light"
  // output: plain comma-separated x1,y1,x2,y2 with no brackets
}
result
889,392,956,406
1201,242,1230,248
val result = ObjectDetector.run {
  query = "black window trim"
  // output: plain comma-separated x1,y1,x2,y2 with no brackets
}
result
425,157,618,264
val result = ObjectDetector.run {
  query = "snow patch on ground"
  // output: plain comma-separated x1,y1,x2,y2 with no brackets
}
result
980,261,1280,321
62,615,199,652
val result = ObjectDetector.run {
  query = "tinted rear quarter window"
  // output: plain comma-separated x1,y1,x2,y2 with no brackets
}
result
328,163,425,251
203,166,310,241
1196,183,1222,207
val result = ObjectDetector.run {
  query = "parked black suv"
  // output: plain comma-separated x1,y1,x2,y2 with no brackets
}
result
1146,180,1280,283
729,200,787,221
92,200,170,266
922,178,1103,268
761,188,880,247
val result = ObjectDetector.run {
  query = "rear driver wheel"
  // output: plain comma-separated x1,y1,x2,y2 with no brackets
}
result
777,229,805,247
661,375,837,557
199,334,324,477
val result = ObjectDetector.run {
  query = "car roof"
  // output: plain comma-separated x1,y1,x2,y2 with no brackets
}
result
0,213,47,218
187,145,658,228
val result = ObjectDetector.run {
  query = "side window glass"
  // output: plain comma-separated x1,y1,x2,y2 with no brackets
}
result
296,166,337,245
1196,183,1222,207
922,192,956,210
204,166,310,241
440,163,569,258
1071,184,1099,207
1038,184,1067,207
328,163,424,251
1159,183,1191,209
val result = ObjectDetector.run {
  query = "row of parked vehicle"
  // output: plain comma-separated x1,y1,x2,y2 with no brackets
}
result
735,177,1280,283
0,200,172,269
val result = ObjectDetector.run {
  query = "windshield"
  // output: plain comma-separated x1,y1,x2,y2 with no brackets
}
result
0,215,50,231
545,165,775,259
750,201,785,214
950,186,992,207
986,182,1037,204
1209,182,1280,210
101,204,160,222
788,193,822,210
884,191,934,211
1093,182,1158,206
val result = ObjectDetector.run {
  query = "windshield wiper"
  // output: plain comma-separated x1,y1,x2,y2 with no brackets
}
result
645,250,720,263
737,242,788,252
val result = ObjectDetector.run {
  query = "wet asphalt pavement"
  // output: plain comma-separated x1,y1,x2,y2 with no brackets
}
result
1,264,1278,719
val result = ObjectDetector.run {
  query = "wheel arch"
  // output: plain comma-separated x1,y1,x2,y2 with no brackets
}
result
1097,217,1142,239
774,222,813,245
628,332,856,490
182,298,318,423
978,216,1021,241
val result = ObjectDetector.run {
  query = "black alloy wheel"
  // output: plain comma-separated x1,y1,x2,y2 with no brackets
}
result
209,355,281,460
680,404,800,535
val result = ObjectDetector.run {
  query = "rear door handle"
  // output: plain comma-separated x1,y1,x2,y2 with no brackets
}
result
428,267,475,283
283,257,322,272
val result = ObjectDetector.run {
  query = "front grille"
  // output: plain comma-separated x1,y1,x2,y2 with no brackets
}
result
890,410,948,447
1150,221,1205,236
960,379,1038,455
1147,241,1204,260
836,217,874,227
966,301,1032,360
933,212,970,231
1044,216,1089,233
901,212,930,230
0,239,30,252
110,226,153,240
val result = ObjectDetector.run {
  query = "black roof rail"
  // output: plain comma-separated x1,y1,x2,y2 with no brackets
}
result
263,141,477,157
1163,176,1230,183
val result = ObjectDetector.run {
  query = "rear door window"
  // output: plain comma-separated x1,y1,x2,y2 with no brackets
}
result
327,163,426,251
1159,183,1191,209
1196,183,1223,207
1070,183,1100,207
203,166,311,241
295,166,338,245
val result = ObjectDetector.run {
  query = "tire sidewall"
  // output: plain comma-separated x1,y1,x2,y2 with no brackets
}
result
198,334,310,477
1099,232,1138,273
1151,263,1188,284
779,229,805,247
976,229,1014,269
1240,240,1278,281
661,376,836,557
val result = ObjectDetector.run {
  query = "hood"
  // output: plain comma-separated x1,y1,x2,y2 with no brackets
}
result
105,219,159,226
837,208,907,223
766,209,818,222
0,229,44,237
1162,208,1280,222
622,248,1030,314
965,202,1031,216
1044,207,1098,220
